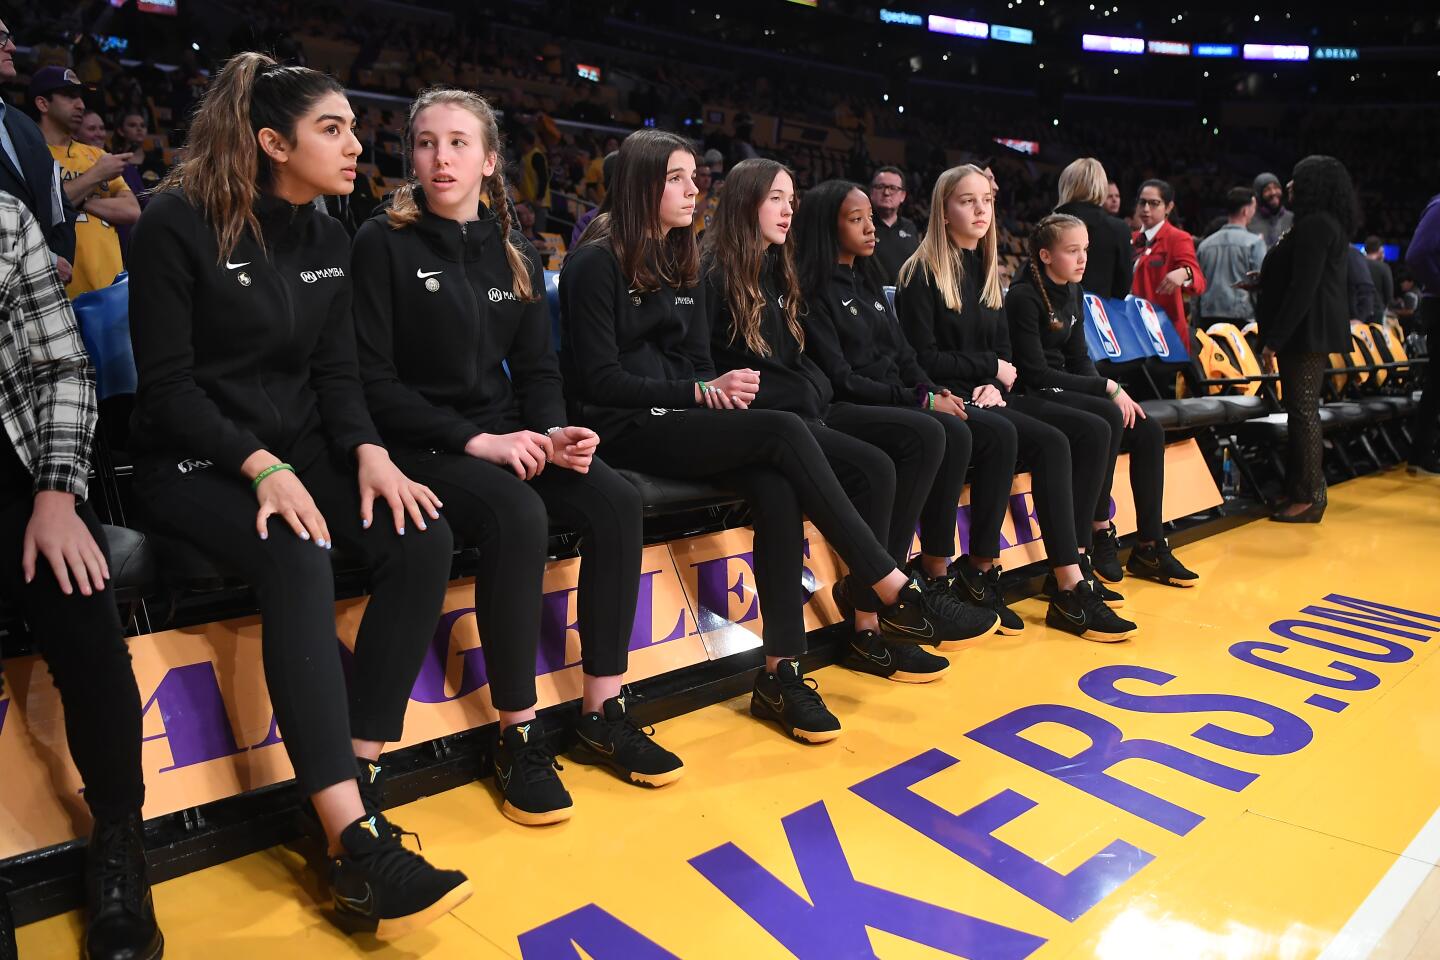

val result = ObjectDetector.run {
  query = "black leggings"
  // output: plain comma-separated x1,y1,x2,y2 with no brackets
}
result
961,404,1083,566
133,452,454,796
809,403,948,611
1010,390,1167,545
1279,351,1328,504
393,450,642,712
0,495,144,820
602,409,898,656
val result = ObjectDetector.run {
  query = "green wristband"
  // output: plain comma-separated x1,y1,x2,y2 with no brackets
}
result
251,462,294,491
1107,385,1122,399
927,393,936,411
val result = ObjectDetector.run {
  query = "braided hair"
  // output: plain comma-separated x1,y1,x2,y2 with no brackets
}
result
387,87,536,301
1026,212,1086,331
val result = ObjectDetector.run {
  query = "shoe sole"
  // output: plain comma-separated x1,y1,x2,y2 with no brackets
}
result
568,744,686,788
501,801,573,826
371,880,475,941
995,620,1025,636
1047,615,1137,643
84,934,164,960
845,656,951,683
1127,567,1201,588
1094,569,1124,584
750,701,841,744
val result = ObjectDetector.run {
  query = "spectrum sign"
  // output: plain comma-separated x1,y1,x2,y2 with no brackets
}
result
879,8,924,26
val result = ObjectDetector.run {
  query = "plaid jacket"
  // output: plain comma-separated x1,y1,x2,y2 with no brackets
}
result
0,192,97,499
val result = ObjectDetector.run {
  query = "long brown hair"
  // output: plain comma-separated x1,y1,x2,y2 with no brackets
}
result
702,158,803,356
386,87,535,301
577,129,699,292
157,52,343,261
1027,212,1087,331
897,164,1003,313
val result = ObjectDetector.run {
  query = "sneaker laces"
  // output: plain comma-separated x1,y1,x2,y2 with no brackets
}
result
351,825,438,886
922,584,978,623
1077,583,1114,621
606,714,662,754
511,739,565,787
776,672,828,713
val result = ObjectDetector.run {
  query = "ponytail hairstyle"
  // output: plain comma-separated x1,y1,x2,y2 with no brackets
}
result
1026,212,1086,331
702,158,803,357
157,52,344,262
897,164,1003,313
386,86,535,301
792,178,889,307
577,128,699,292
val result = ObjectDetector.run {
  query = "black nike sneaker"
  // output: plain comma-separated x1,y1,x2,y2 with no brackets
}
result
1090,522,1124,583
878,575,1000,652
494,721,573,826
300,757,403,843
1126,539,1201,587
1045,555,1126,609
948,558,1025,636
330,814,472,940
750,659,842,743
842,629,950,683
570,694,685,787
1046,581,1138,642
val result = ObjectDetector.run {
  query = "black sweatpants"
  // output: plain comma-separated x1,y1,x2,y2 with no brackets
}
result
1010,389,1167,545
133,452,454,796
602,409,898,656
1412,300,1440,462
393,450,643,712
1279,351,1328,504
809,403,947,611
962,404,1083,566
0,493,145,820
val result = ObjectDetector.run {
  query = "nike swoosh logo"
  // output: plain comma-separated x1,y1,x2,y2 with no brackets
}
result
496,764,512,788
841,299,854,306
335,884,374,914
225,260,250,269
880,618,935,639
1057,606,1087,625
578,733,616,756
851,643,892,667
417,269,443,279
756,690,785,711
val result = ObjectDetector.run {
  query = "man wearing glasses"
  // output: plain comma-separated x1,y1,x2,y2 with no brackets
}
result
869,166,920,285
0,19,75,283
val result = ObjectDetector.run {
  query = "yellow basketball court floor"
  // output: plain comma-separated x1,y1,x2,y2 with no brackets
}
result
19,469,1440,959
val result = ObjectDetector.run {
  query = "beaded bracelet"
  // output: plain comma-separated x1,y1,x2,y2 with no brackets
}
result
251,463,295,491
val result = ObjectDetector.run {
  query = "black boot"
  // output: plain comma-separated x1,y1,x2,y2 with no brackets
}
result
85,813,164,960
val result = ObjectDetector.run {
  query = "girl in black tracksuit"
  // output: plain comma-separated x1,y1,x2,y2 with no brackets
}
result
127,54,468,939
702,160,996,685
794,178,1026,637
351,88,680,829
1005,213,1199,590
560,130,988,745
897,164,1136,642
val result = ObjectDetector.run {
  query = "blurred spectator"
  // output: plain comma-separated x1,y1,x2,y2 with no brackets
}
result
572,149,616,248
0,20,75,277
703,147,725,184
869,165,918,285
77,109,106,148
1055,157,1131,300
32,66,138,296
1196,187,1266,324
514,126,551,232
1346,245,1378,324
1363,236,1394,326
1395,273,1422,332
692,161,718,238
1250,172,1294,251
1104,180,1122,216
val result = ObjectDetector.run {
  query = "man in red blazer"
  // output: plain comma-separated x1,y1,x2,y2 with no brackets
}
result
1131,178,1205,343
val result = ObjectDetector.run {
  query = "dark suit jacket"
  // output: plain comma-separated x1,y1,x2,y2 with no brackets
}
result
1256,212,1351,355
1055,200,1131,300
0,104,76,261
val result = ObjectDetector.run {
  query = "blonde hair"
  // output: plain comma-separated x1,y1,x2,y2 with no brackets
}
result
897,164,1002,311
1027,213,1087,331
1056,158,1109,209
387,87,535,301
